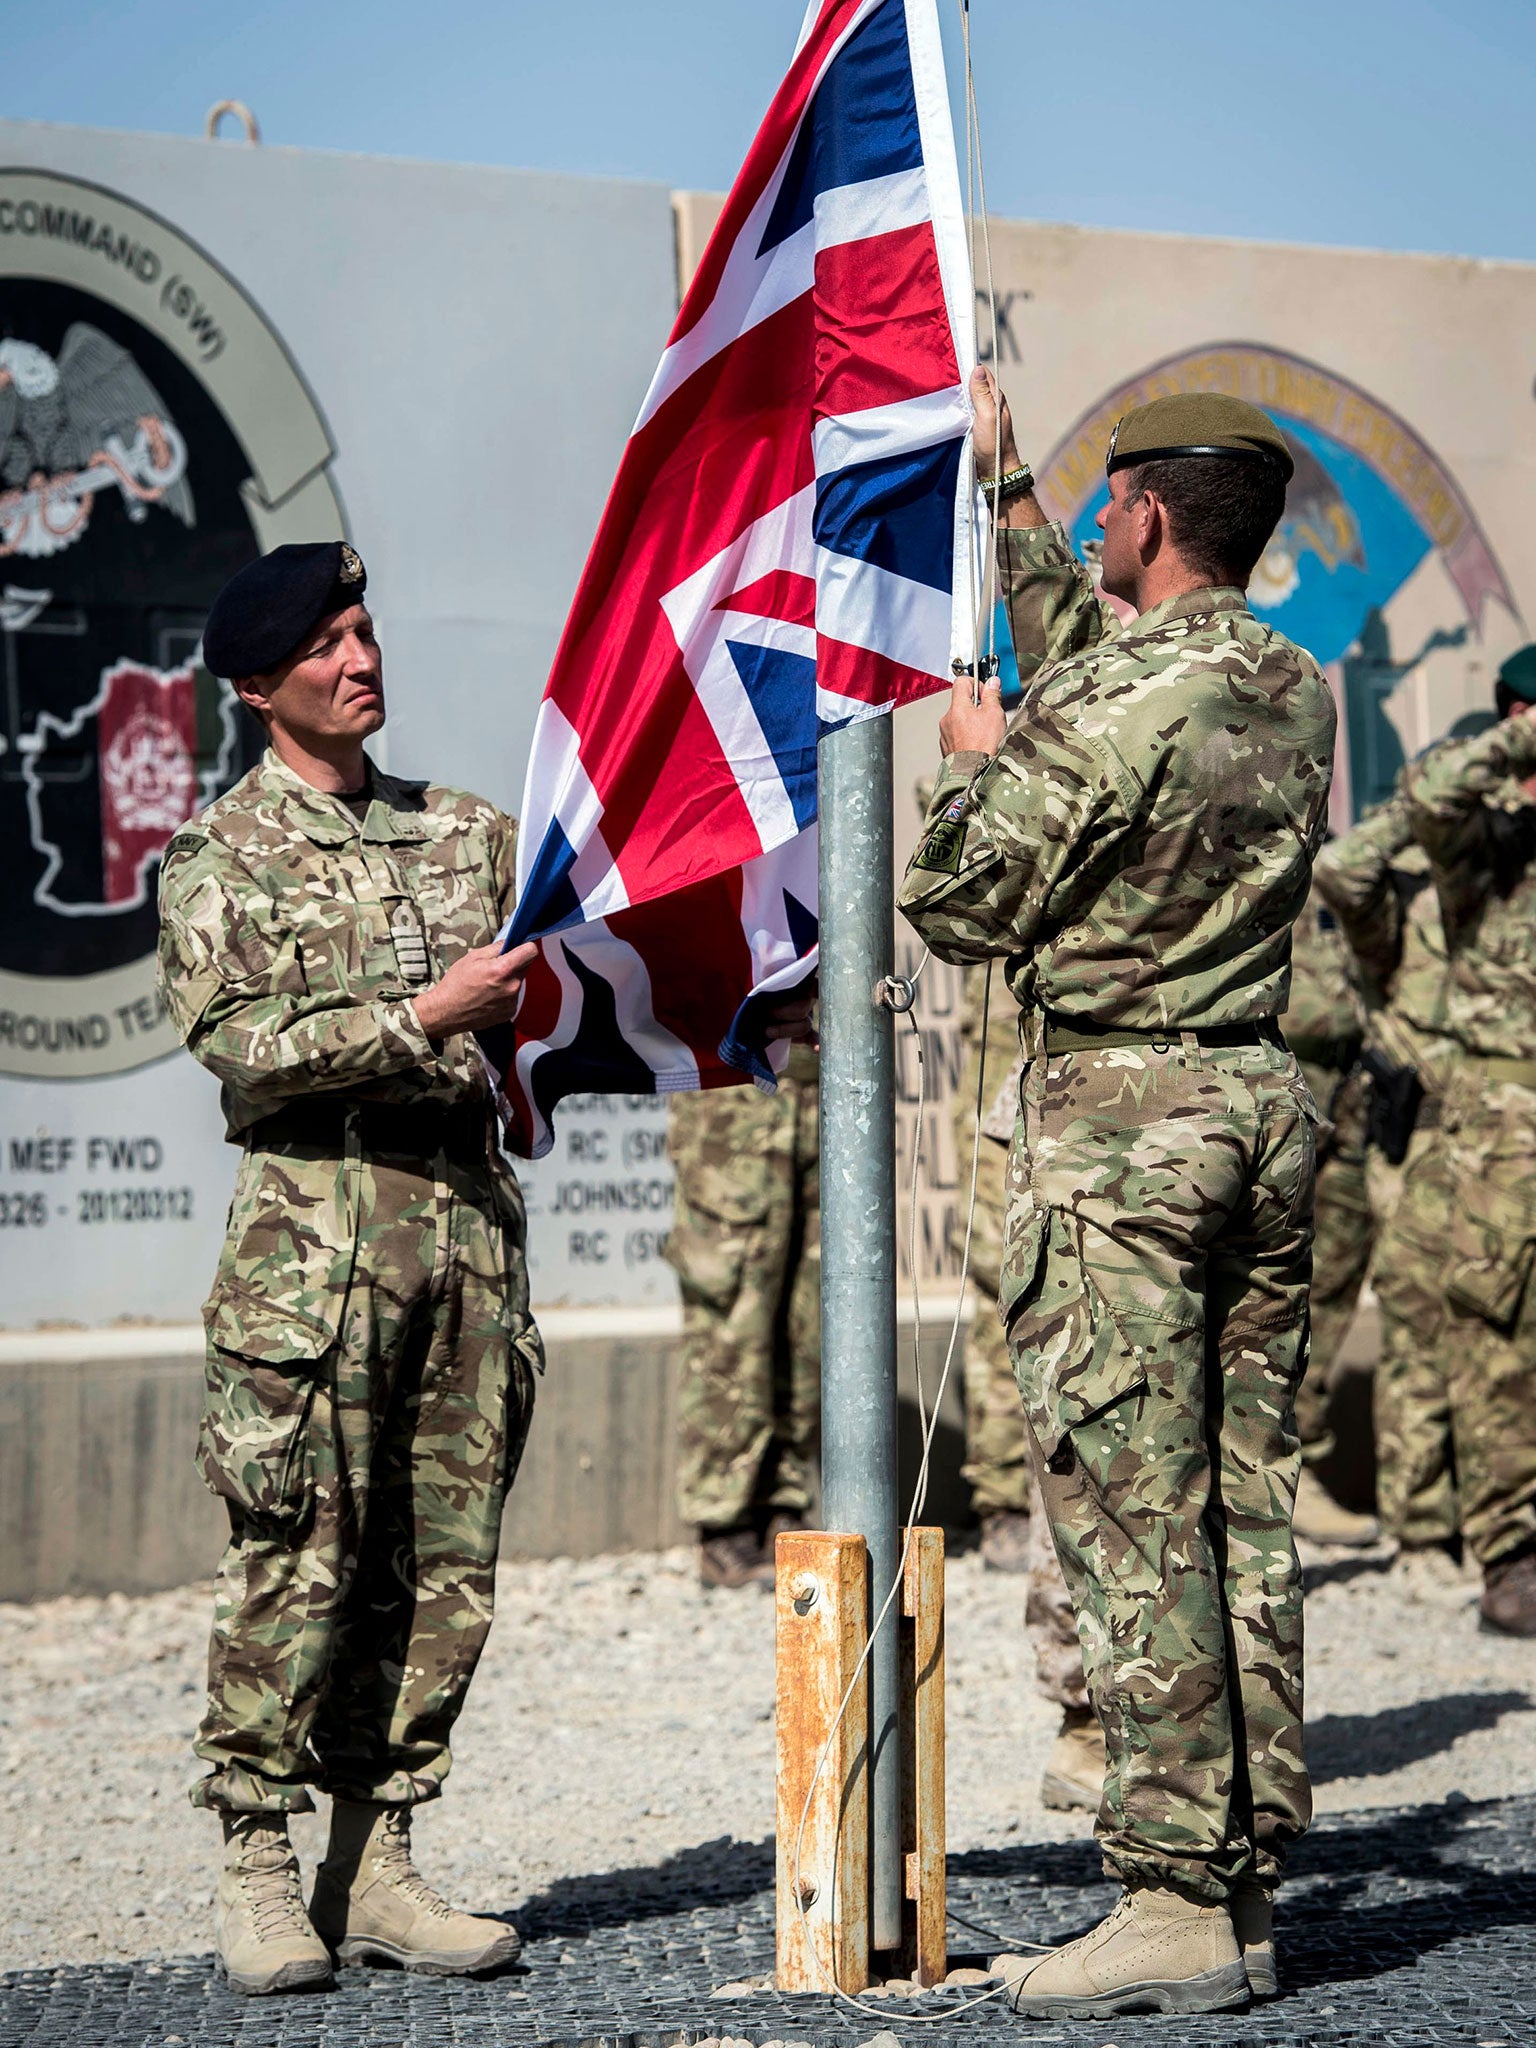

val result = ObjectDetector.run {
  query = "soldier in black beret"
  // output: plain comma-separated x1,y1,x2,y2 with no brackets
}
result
160,544,543,1994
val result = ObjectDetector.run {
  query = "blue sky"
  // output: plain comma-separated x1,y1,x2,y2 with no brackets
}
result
6,0,1535,262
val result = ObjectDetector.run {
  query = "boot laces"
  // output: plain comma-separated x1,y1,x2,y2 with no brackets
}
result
374,1810,456,1921
232,1831,312,1940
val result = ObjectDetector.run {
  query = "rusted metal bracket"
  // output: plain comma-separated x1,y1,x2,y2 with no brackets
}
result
774,1525,946,1993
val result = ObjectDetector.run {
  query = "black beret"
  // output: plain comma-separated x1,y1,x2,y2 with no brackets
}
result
1498,644,1536,705
202,541,367,679
1106,393,1294,482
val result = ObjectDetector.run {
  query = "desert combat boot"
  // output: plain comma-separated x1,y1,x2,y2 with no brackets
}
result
993,1883,1249,2018
216,1815,334,1997
1229,1877,1278,1999
310,1800,522,1975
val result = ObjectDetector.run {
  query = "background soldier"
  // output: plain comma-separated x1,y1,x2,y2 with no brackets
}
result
901,374,1332,2018
1400,646,1536,1634
952,875,1102,1814
1316,776,1463,1565
1282,885,1378,1545
159,544,542,1996
665,1047,821,1587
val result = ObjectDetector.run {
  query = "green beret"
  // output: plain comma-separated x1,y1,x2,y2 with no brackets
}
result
1106,393,1294,483
1497,644,1536,704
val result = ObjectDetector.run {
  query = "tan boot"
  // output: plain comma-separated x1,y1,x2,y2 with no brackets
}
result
1292,1467,1379,1548
216,1815,334,1997
310,1801,521,1975
992,1883,1249,2017
1040,1705,1105,1813
1229,1877,1277,1999
698,1522,774,1588
978,1508,1032,1574
1481,1544,1536,1636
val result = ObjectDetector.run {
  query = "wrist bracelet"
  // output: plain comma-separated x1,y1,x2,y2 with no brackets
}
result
980,463,1035,501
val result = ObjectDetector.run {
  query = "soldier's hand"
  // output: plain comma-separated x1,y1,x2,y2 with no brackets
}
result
970,367,1023,481
412,940,539,1039
938,669,1006,760
764,984,819,1051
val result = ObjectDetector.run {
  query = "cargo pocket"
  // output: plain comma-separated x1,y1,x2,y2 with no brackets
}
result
197,1286,333,1525
1002,1204,1150,1462
665,1163,770,1314
1445,1178,1536,1330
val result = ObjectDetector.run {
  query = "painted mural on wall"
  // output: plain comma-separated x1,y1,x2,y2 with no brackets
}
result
0,170,344,1079
1034,343,1523,822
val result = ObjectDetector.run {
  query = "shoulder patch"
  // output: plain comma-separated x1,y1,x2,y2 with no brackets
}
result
913,818,966,875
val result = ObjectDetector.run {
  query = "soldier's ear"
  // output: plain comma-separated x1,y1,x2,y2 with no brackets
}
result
230,674,274,726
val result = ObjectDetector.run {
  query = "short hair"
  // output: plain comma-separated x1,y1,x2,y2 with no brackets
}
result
1119,455,1288,588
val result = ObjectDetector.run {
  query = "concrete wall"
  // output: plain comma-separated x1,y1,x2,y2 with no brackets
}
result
0,1309,971,1601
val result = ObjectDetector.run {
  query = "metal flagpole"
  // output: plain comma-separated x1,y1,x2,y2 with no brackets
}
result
817,711,902,1957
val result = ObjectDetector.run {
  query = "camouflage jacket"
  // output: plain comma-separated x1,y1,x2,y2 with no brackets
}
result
1404,714,1536,1061
158,749,517,1139
899,522,1336,1026
1313,793,1457,1095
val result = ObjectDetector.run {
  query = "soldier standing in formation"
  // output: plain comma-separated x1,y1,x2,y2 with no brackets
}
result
1315,767,1464,1567
901,372,1333,2017
665,1048,821,1586
951,896,1103,1815
1280,886,1378,1545
159,544,544,1996
1391,648,1536,1633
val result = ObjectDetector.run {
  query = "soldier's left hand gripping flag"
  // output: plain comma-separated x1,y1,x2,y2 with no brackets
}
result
489,0,979,1157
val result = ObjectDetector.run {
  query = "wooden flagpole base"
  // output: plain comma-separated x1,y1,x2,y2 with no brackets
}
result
774,1530,870,1993
773,1526,947,1992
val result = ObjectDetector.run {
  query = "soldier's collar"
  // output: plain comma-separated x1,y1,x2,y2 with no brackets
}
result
258,749,431,845
1131,584,1248,635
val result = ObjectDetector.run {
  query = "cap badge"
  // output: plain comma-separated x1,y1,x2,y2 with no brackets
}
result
339,543,364,584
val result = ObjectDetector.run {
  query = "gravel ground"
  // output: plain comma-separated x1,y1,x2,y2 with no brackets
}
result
1,1537,1533,1973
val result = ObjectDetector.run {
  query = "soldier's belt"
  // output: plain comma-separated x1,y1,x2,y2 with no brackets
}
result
1038,1013,1284,1056
252,1097,492,1158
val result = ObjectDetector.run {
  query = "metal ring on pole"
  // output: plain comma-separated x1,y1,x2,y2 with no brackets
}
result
205,100,261,144
877,975,917,1014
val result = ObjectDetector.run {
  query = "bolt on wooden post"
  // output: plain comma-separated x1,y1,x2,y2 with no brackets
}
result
774,1525,946,1993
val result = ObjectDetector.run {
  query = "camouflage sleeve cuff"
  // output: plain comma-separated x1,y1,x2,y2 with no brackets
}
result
998,520,1077,572
381,996,438,1067
942,750,993,778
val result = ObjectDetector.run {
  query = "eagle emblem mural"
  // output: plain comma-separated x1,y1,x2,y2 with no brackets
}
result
0,325,194,560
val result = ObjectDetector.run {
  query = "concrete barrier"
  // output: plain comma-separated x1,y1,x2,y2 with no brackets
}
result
0,1305,974,1602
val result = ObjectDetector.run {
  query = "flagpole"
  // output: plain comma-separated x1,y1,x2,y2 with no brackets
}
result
817,710,902,1959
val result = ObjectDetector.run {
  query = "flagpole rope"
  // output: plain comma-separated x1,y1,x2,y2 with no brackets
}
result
785,5,1047,2017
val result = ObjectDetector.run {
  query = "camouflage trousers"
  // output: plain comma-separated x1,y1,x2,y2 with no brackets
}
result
955,1115,1033,1518
666,1067,820,1532
957,1114,1083,1705
1292,1061,1374,1462
1373,1071,1536,1566
1004,1038,1315,1900
1367,1124,1459,1550
192,1115,541,1814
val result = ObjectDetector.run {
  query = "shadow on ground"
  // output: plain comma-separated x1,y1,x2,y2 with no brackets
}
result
6,1797,1535,2046
1305,1688,1533,1783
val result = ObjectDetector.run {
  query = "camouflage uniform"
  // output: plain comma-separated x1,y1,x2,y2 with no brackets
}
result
1401,718,1536,1568
1315,796,1461,1548
1280,889,1370,1462
899,521,1334,1901
158,751,542,1814
665,1049,820,1533
953,963,1085,1705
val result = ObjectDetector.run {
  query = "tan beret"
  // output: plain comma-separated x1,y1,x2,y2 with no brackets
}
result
1106,392,1294,482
